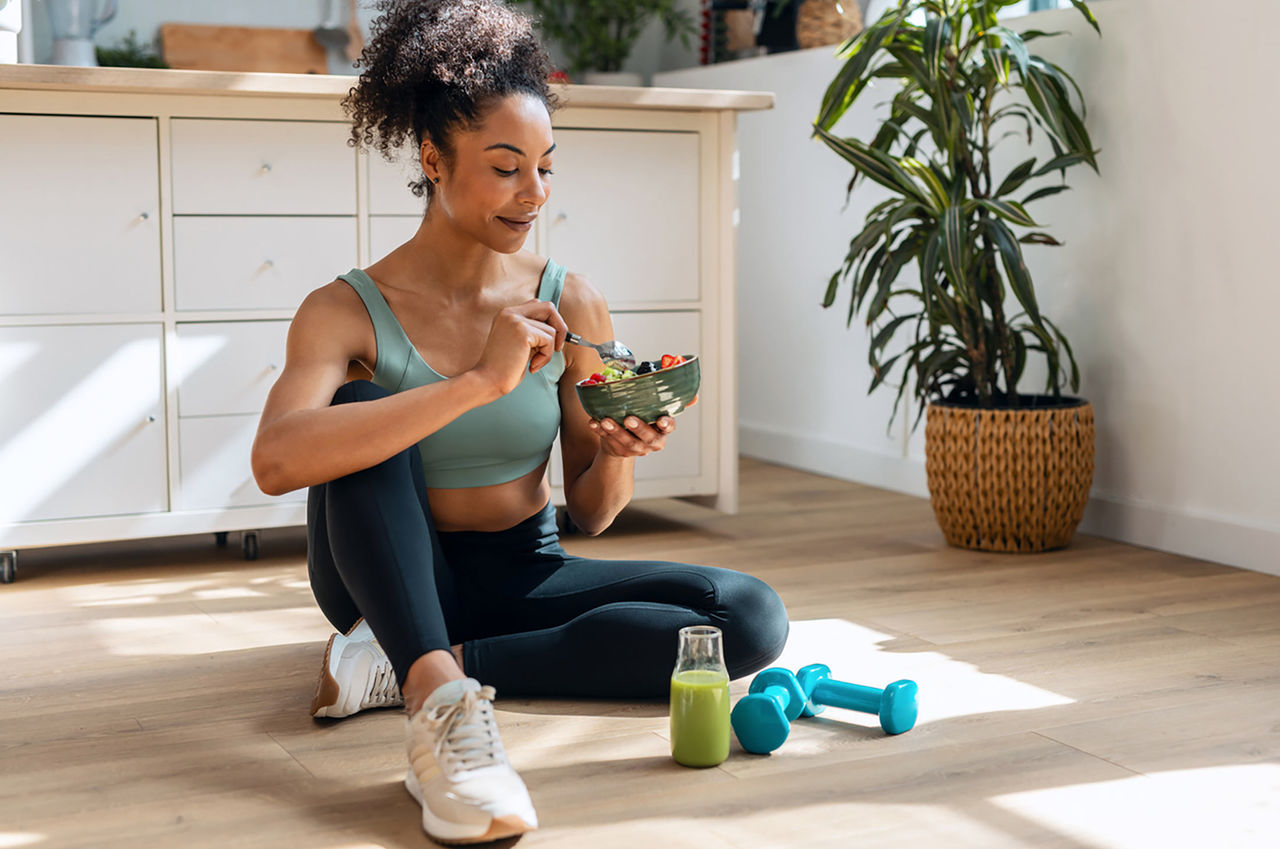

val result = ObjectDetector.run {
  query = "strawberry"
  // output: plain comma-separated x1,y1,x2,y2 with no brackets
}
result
660,354,677,369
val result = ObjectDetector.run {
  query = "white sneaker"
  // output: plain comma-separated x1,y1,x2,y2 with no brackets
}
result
310,618,403,718
405,678,538,844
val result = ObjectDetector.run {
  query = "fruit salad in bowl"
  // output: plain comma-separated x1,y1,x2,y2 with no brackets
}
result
575,354,700,424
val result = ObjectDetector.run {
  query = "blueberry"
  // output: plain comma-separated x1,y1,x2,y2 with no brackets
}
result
636,361,655,375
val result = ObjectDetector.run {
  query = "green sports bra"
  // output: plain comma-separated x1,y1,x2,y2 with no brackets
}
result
338,261,566,489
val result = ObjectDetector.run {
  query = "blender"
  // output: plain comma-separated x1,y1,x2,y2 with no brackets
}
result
47,0,117,66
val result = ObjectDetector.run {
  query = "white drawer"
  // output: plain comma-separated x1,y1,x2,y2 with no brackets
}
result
369,216,422,262
368,149,426,215
544,129,700,305
0,114,162,315
550,310,702,485
0,323,168,523
174,216,356,311
175,321,289,417
170,119,355,215
178,414,306,510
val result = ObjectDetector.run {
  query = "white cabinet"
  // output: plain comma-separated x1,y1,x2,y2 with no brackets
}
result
0,66,763,569
175,321,289,416
0,324,167,523
0,115,162,315
179,415,304,510
173,217,357,311
169,119,355,215
544,130,701,306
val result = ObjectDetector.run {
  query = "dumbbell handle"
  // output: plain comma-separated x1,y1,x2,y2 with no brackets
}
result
808,678,883,712
759,683,794,711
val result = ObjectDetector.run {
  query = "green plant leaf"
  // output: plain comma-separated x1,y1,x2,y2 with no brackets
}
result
985,218,1043,329
900,158,949,212
1022,184,1072,204
941,205,971,306
974,198,1037,227
924,14,946,81
813,126,933,205
1032,152,1090,179
994,158,1037,197
1018,29,1068,42
823,270,842,308
869,350,906,393
871,314,916,356
1019,231,1065,246
989,26,1029,78
1044,316,1081,391
817,12,904,131
1067,0,1102,35
869,231,927,321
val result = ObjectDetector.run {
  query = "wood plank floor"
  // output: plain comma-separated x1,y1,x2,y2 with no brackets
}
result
3,458,1278,849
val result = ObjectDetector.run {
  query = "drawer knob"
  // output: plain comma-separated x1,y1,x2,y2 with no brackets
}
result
263,259,275,270
259,163,273,174
268,362,279,371
138,211,150,221
146,415,156,423
555,211,568,223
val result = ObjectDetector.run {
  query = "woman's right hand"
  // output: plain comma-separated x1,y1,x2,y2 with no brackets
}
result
470,300,568,396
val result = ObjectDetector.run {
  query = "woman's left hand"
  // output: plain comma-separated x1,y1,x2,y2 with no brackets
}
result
589,415,676,458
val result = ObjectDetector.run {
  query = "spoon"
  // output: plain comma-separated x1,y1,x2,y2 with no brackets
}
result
565,332,636,369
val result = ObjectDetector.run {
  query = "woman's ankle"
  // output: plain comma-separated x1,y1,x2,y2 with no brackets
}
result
403,648,465,715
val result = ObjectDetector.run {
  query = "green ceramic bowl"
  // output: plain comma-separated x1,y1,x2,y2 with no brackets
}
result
576,355,701,424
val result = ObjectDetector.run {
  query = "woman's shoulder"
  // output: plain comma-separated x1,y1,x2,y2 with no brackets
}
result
554,264,609,322
289,276,376,364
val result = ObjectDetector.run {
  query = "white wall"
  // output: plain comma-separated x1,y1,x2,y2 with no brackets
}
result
657,0,1280,576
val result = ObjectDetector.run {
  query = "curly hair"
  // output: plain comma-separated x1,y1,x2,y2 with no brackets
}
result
341,0,561,200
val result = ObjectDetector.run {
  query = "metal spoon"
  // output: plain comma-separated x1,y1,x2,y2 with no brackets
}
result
565,332,636,368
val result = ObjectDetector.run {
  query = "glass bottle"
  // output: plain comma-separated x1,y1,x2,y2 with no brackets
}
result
669,625,730,767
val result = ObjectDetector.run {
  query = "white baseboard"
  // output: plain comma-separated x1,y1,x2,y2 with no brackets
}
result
1079,495,1280,577
739,423,929,499
740,423,1280,577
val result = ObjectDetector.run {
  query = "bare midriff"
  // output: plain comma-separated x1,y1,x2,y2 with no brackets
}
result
426,463,552,532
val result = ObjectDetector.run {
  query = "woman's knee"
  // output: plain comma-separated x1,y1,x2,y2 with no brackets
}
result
719,572,789,679
331,379,390,406
323,381,422,491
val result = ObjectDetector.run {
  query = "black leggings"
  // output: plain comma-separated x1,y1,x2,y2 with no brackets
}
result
305,380,790,699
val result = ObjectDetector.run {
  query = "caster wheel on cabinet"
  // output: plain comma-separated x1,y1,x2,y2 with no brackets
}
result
242,531,260,561
214,532,228,548
0,551,15,584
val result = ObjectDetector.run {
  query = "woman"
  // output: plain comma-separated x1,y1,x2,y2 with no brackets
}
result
251,0,789,843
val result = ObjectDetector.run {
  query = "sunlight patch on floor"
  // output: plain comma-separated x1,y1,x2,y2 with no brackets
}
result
85,607,330,656
0,834,45,848
991,763,1280,849
772,619,1074,725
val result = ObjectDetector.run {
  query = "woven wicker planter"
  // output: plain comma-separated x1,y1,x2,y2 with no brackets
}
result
925,397,1095,552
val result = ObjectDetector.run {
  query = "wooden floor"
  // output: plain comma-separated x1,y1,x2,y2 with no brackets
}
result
3,458,1279,849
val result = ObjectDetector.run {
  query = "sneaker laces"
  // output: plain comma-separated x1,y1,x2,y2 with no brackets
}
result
417,685,505,775
362,661,401,708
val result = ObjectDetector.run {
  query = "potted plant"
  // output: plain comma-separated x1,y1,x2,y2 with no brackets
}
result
815,0,1101,552
517,0,697,84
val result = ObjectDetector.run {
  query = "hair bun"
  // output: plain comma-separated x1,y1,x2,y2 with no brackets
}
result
342,0,560,199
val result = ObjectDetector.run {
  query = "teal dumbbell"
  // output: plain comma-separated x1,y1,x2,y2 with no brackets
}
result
729,668,808,754
796,663,918,735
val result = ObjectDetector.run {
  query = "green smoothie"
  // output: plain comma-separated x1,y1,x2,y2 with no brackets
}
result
669,668,730,767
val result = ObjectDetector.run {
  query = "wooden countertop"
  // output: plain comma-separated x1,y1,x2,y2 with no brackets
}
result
0,64,774,111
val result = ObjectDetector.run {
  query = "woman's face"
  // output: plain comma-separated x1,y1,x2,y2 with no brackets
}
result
423,93,555,253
